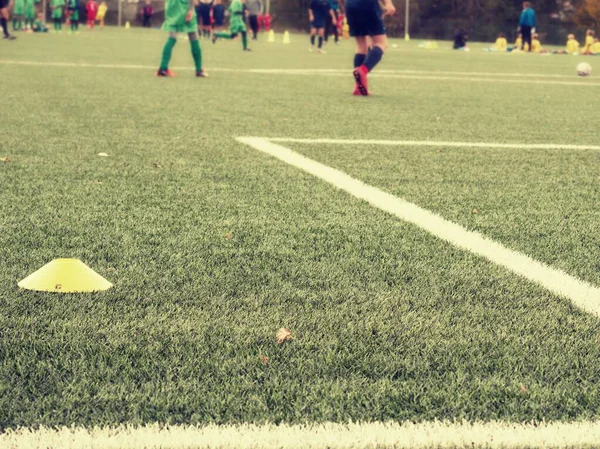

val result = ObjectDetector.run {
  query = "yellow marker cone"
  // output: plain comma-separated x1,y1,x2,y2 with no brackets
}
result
18,259,113,293
267,29,275,43
283,31,290,44
125,21,130,29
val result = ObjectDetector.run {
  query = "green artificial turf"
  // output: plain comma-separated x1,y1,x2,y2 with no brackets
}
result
1,29,600,430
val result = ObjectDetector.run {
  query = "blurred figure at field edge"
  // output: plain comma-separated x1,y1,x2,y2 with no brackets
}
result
518,1,536,52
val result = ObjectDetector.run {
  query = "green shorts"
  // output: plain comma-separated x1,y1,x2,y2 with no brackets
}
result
13,4,25,14
25,6,35,19
230,22,246,33
69,9,79,20
162,0,196,34
52,7,63,18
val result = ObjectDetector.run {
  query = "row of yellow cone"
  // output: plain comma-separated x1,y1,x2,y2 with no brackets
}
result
268,30,290,44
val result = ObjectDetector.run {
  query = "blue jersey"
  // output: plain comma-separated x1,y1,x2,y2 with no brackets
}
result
519,8,536,27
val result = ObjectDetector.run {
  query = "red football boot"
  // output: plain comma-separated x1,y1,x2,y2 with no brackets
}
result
352,65,369,96
156,69,177,77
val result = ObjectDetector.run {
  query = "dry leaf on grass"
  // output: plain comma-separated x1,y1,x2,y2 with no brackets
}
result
472,208,479,214
0,157,9,163
276,328,292,344
520,384,528,394
260,355,269,365
152,162,162,169
225,233,231,240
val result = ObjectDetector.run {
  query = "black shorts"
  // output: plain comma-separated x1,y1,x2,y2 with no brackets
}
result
311,16,326,29
196,3,212,26
213,5,224,26
0,0,9,10
345,0,385,37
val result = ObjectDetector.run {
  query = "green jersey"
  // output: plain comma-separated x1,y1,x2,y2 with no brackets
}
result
162,0,196,33
229,0,246,33
25,0,36,19
51,0,65,18
14,0,25,15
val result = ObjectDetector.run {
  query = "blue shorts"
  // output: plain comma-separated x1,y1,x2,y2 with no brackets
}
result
196,3,211,26
345,0,385,37
213,5,224,26
311,15,326,29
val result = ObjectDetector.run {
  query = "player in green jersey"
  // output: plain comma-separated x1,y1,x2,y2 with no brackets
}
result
212,0,250,51
12,0,24,30
50,0,65,31
32,11,47,31
157,0,207,77
67,0,79,32
24,0,36,29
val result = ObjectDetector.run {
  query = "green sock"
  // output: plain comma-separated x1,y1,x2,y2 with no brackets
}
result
242,32,247,50
190,39,202,71
12,19,17,29
215,31,231,39
160,37,177,71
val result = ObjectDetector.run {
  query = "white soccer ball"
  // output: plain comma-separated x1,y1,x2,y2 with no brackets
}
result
577,62,592,77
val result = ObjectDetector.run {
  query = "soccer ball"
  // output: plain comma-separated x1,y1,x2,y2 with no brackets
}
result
577,62,592,77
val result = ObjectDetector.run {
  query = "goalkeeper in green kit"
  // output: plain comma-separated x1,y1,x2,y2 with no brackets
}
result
212,0,251,51
156,0,207,77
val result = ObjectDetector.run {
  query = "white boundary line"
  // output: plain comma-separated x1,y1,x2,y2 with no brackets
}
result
1,60,599,87
5,421,600,449
267,137,600,151
237,137,600,318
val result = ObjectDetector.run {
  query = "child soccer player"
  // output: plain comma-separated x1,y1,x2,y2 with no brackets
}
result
142,0,153,27
24,0,35,29
51,0,65,31
494,32,507,51
86,0,97,28
308,0,334,53
531,32,542,53
212,0,224,33
583,29,594,55
592,38,600,55
156,0,206,77
67,0,80,32
12,0,24,30
343,0,395,96
566,33,579,54
32,11,48,31
212,0,250,51
195,0,212,38
96,0,106,26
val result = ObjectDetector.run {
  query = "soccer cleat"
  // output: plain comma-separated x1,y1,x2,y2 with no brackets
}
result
243,48,252,51
156,69,177,77
308,46,313,52
353,84,361,96
353,65,369,96
211,34,217,44
317,48,326,54
3,34,17,40
196,70,208,77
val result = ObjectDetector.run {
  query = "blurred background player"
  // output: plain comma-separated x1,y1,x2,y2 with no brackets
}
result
142,0,153,27
32,11,47,30
212,0,250,51
309,0,334,53
33,10,47,30
583,29,594,55
85,0,97,28
0,0,16,38
67,0,80,33
50,0,65,31
452,28,468,49
12,0,24,31
531,32,542,52
246,0,261,40
96,0,106,26
517,1,536,52
324,0,340,44
212,0,224,33
24,0,35,29
344,0,395,96
494,32,507,51
156,0,206,77
566,33,579,54
196,0,212,38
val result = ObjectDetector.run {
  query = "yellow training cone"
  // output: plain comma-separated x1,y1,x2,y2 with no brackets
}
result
267,29,275,43
282,31,290,44
18,258,113,293
125,21,130,29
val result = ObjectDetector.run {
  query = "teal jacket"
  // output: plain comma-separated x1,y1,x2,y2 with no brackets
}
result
519,8,536,28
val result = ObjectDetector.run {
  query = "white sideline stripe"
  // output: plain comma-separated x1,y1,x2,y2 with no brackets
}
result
5,421,600,449
237,137,600,318
267,138,600,151
1,60,599,87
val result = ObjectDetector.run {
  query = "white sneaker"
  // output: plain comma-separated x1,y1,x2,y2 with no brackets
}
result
317,48,326,54
309,46,314,52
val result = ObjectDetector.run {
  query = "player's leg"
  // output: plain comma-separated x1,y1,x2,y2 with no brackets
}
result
1,2,16,39
187,31,207,77
352,36,368,95
309,26,316,51
157,31,177,76
317,27,325,52
250,14,257,39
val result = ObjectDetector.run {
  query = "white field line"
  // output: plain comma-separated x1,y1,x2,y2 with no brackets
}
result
1,59,598,86
237,137,600,318
267,138,600,151
5,421,600,449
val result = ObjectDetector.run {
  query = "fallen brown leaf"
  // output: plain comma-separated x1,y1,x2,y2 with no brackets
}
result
472,208,479,214
225,233,231,240
0,157,9,163
260,355,269,365
152,162,162,169
276,328,292,345
520,384,528,394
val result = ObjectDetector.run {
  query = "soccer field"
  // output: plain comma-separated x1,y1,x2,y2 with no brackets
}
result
1,28,600,448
